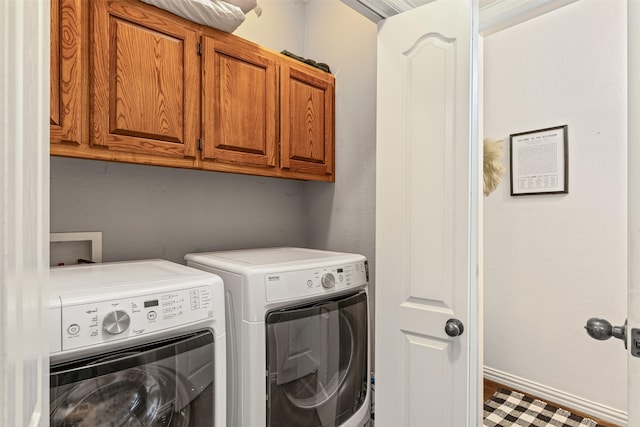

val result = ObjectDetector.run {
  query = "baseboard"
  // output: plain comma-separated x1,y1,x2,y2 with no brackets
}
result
483,366,628,426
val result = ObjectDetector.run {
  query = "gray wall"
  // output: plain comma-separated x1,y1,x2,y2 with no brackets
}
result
51,2,310,265
50,0,378,272
302,0,378,362
50,0,378,368
303,2,376,265
51,158,307,264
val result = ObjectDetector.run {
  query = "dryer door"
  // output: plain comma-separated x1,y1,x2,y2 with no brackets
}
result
266,291,368,427
50,330,215,427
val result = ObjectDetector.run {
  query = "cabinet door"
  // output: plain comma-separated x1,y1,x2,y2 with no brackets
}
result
280,61,335,179
91,0,199,159
201,34,278,168
50,0,83,147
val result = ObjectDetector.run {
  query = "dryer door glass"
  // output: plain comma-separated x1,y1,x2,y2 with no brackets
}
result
50,330,214,427
266,291,368,427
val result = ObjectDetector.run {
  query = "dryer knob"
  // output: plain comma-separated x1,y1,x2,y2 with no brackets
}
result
321,273,336,289
103,310,131,335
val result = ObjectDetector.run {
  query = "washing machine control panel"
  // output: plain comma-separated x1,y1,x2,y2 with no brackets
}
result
59,285,214,351
265,261,368,302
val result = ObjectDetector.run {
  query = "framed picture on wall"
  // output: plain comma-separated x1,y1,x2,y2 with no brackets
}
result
509,125,568,196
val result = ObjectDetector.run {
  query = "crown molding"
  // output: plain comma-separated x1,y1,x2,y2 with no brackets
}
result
341,0,578,34
479,0,578,36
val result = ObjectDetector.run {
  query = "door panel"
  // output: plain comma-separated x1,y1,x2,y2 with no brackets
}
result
201,34,278,167
50,0,83,146
280,61,335,176
405,34,456,308
375,1,479,426
91,0,199,158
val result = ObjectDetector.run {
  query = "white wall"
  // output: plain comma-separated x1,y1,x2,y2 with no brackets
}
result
483,0,627,417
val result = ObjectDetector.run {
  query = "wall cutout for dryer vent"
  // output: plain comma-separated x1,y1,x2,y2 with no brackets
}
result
50,232,102,267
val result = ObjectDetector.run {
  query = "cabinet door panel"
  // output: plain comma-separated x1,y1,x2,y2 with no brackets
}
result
50,0,83,146
280,62,334,177
92,1,198,158
202,35,278,167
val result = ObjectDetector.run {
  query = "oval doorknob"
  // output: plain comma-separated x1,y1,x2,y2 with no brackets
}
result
584,317,627,348
445,318,464,337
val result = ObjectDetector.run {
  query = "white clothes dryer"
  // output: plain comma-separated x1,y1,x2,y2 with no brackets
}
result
48,259,226,427
185,247,371,427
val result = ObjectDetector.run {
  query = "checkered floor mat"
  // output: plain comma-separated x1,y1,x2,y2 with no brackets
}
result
483,389,605,427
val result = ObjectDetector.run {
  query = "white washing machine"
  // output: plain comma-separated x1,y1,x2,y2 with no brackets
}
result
185,247,371,427
48,259,226,427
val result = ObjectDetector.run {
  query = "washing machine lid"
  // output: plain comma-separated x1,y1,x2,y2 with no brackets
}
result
50,259,221,296
185,247,365,274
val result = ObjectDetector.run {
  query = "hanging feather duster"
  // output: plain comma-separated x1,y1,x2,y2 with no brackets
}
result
483,138,505,196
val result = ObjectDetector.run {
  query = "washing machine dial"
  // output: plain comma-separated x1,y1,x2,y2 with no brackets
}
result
102,309,131,335
321,272,336,289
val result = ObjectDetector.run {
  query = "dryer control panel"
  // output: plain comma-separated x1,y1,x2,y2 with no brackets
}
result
265,261,368,302
58,285,214,351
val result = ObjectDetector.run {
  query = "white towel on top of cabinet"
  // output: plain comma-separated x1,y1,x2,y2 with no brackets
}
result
222,0,259,14
140,0,246,33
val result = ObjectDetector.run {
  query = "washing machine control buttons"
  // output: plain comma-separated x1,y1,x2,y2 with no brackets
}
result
67,324,80,335
58,285,216,351
103,309,131,335
321,272,336,289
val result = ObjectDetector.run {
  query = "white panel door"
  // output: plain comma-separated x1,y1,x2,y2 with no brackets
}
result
375,1,480,426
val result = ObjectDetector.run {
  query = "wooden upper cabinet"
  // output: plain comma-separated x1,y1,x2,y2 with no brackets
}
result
280,59,335,178
51,0,335,181
91,0,199,159
201,34,278,168
50,0,84,147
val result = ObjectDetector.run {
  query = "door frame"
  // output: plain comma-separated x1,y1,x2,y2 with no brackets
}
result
0,0,50,426
628,0,639,425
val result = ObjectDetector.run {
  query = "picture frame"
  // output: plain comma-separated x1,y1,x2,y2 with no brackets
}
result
509,125,568,196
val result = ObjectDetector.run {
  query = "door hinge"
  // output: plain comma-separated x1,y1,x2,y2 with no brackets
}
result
197,138,202,151
197,42,202,56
